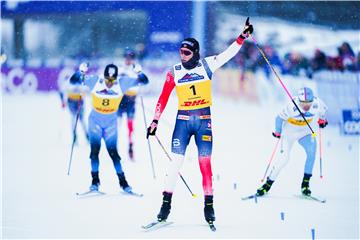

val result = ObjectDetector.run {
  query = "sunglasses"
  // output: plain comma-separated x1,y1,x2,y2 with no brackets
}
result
105,77,116,83
180,49,193,56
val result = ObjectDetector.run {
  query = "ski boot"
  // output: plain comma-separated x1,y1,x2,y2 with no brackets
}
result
89,171,100,191
128,143,134,160
157,192,172,222
256,178,274,196
301,173,312,196
204,195,215,223
117,172,132,193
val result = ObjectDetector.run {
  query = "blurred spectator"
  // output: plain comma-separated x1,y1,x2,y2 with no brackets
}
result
283,52,309,76
256,44,283,79
310,49,327,72
234,41,258,72
356,52,360,71
326,55,343,71
338,41,356,71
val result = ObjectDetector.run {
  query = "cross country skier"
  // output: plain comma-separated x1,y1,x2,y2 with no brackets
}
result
59,63,89,144
117,49,149,160
256,87,328,197
77,63,148,193
146,18,254,228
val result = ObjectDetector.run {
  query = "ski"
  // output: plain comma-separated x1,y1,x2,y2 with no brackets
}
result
208,221,216,232
141,220,173,231
123,190,144,197
76,190,106,197
296,194,326,203
241,194,258,201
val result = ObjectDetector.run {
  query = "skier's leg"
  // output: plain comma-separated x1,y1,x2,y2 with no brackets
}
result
126,100,136,159
88,116,102,190
195,117,214,223
258,133,295,195
158,119,190,221
299,134,316,195
104,121,131,191
268,134,295,180
164,119,190,193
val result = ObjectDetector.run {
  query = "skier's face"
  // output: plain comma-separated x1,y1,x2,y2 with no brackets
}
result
105,77,115,88
125,57,134,66
180,48,193,63
299,101,313,112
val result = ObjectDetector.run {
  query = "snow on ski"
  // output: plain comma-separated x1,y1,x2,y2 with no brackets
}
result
142,221,173,231
296,194,326,203
76,190,106,197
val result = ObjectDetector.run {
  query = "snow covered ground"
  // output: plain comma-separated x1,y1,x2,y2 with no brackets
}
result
2,92,359,239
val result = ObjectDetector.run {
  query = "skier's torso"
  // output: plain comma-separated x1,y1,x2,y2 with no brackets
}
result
280,97,326,135
173,59,213,111
84,75,123,126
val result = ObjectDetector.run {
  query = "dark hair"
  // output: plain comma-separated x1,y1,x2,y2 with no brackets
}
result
104,64,118,80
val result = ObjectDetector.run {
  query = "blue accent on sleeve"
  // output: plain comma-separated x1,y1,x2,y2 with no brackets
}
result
137,73,149,85
202,59,213,80
275,116,284,133
119,76,138,93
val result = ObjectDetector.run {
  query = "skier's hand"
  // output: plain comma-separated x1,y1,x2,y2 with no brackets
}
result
272,132,281,138
318,119,328,128
147,120,158,138
239,17,254,39
79,62,89,73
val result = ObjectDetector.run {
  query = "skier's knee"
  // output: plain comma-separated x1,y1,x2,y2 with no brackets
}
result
90,143,100,159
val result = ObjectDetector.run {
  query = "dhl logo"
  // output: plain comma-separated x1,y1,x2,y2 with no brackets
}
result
95,107,116,113
181,99,209,107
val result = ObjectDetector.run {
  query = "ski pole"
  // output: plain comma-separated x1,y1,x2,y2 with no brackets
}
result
261,138,281,182
319,127,323,179
249,34,316,137
67,100,81,175
154,135,197,198
140,96,156,179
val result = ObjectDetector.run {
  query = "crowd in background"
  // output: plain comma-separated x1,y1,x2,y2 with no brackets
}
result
232,41,360,79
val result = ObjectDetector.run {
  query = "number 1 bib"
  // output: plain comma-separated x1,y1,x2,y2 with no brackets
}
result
174,63,212,110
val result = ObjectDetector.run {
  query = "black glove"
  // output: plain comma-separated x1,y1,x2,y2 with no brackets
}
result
318,119,328,128
147,120,158,139
138,73,149,85
239,17,254,39
272,132,281,138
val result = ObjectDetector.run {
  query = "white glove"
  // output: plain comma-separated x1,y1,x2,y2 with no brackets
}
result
133,64,142,73
79,62,89,73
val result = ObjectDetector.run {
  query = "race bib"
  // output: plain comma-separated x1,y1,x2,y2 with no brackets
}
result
176,80,212,110
92,94,122,114
287,117,313,126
